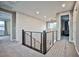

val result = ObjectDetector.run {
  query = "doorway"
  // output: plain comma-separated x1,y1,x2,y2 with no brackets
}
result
0,11,11,41
0,21,5,36
61,15,69,40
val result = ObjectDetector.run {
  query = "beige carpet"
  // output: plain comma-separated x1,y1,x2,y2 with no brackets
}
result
0,36,78,57
45,39,79,57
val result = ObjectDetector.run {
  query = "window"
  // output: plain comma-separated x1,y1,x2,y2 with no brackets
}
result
48,22,57,30
0,21,5,31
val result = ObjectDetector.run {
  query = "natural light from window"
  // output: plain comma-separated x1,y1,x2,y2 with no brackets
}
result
48,22,57,30
0,21,5,31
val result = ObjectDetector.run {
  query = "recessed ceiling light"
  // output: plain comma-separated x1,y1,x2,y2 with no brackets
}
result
62,3,66,8
44,16,47,18
36,11,40,15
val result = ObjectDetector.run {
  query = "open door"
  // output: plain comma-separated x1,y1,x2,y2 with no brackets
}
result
61,15,69,40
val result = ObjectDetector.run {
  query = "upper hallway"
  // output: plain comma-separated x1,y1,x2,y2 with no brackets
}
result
0,1,79,57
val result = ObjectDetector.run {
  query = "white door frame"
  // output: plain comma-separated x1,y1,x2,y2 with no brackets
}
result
0,8,14,41
57,11,73,42
10,13,13,41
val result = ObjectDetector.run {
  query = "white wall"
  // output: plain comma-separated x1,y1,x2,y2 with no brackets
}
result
69,11,73,42
16,12,46,43
12,13,16,40
73,1,79,55
73,2,77,45
56,13,61,40
6,21,10,34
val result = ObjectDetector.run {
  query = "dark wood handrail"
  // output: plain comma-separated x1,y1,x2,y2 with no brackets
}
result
46,31,57,33
25,31,42,33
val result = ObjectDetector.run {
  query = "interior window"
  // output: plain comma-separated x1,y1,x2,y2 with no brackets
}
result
48,22,57,30
0,21,5,35
0,21,5,31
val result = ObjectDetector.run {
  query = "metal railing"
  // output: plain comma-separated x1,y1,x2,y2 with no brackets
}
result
22,29,57,54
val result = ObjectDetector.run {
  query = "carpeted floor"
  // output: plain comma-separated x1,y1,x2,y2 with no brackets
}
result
0,36,78,57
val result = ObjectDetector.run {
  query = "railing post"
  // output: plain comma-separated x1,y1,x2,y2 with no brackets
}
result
30,32,32,46
40,33,42,53
56,31,57,41
34,39,36,48
22,29,25,45
42,31,47,54
52,31,54,45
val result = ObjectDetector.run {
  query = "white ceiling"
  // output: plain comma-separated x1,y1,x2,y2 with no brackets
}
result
0,1,75,21
0,11,11,21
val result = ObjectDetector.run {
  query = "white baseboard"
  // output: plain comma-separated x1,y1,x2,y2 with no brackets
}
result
11,39,18,42
75,46,79,55
54,39,56,43
69,39,74,43
74,42,79,55
69,40,79,55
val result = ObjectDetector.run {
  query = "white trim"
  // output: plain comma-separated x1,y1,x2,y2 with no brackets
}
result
10,13,13,41
74,42,79,55
57,11,73,41
54,31,57,43
73,1,79,55
69,39,74,43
